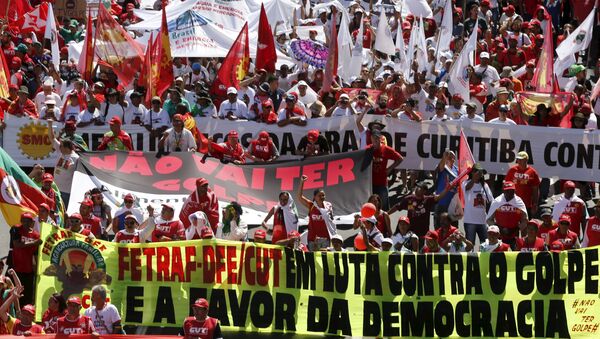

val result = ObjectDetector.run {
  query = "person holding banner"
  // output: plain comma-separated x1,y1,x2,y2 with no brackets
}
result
182,298,223,339
55,297,97,335
515,220,547,251
486,181,528,249
422,230,446,253
41,293,67,334
479,225,512,252
582,200,600,248
185,211,212,240
246,131,280,162
297,175,336,251
158,113,197,152
113,215,153,244
548,214,581,250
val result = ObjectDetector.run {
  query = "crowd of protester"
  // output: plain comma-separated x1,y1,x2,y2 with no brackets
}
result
1,0,600,337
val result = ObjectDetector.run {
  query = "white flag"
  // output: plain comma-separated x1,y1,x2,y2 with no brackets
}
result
416,17,428,73
347,19,364,79
374,10,396,55
44,4,60,72
556,7,596,60
402,0,433,18
337,9,354,82
438,0,453,56
406,20,418,74
448,19,478,102
394,22,408,75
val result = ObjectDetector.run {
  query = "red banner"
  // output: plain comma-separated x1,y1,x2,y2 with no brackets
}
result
255,3,277,73
210,23,250,100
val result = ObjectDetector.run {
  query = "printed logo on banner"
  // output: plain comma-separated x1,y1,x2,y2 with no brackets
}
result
41,235,111,297
16,121,54,160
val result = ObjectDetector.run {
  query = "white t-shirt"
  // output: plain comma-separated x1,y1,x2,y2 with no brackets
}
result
124,104,147,125
488,117,517,125
331,106,353,117
99,102,125,123
53,140,79,193
62,105,82,122
84,304,121,335
35,92,63,113
173,64,192,78
39,106,61,120
144,109,171,128
391,231,419,252
459,114,485,122
78,108,100,123
163,128,197,152
445,105,466,120
218,99,248,119
462,180,494,225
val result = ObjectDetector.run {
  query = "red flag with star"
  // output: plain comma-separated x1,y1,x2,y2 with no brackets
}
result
0,0,32,24
12,2,48,34
210,23,250,101
530,20,554,93
78,8,96,85
156,4,174,97
256,3,277,73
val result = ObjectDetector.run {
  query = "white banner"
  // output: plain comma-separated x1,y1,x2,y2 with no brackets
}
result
4,116,600,181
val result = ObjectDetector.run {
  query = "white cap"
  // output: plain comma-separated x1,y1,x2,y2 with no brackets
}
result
331,234,343,242
339,93,350,100
124,214,138,223
362,216,377,224
43,78,54,87
480,51,490,59
488,225,500,233
439,81,448,88
175,76,184,82
382,237,393,245
297,80,308,87
45,99,56,105
227,87,237,95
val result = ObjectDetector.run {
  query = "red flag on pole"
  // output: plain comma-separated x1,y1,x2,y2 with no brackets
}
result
0,0,33,24
78,8,95,84
322,7,338,93
156,4,174,97
12,2,48,34
209,23,250,100
450,130,476,206
141,32,155,105
530,20,554,93
256,3,277,74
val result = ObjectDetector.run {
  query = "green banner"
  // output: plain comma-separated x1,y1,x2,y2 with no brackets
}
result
36,225,600,337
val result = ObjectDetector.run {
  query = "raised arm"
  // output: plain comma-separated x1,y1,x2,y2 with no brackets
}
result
297,175,314,210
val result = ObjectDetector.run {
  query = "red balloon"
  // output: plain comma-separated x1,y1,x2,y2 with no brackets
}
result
354,233,367,251
361,203,377,218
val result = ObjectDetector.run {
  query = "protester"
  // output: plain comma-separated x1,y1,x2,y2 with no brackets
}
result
505,151,540,217
209,130,245,164
422,230,445,253
111,194,144,233
97,116,134,151
182,298,223,339
261,191,299,244
180,178,220,231
42,293,67,334
547,214,581,250
582,200,600,248
47,120,79,207
297,175,336,251
9,213,41,305
515,220,547,251
434,150,458,224
246,131,280,162
486,181,528,249
296,129,330,157
462,163,494,244
367,129,403,210
391,216,419,253
185,211,212,240
84,285,123,334
55,297,97,335
552,181,587,236
479,225,512,252
151,203,185,242
217,202,248,241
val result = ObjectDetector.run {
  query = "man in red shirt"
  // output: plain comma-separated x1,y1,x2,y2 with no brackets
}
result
79,199,103,238
209,130,245,164
548,214,580,250
66,213,93,237
182,298,222,339
368,129,402,210
552,180,587,236
9,213,41,305
497,37,526,69
582,200,600,248
515,220,546,251
7,87,38,118
152,203,185,242
12,304,44,335
486,181,528,249
437,212,459,247
55,297,97,335
505,151,540,217
97,117,134,151
537,207,557,242
245,131,279,162
180,178,220,232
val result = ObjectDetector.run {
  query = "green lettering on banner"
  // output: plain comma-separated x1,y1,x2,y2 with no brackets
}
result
35,224,600,337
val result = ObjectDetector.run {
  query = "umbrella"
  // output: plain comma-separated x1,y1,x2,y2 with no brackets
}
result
289,39,329,69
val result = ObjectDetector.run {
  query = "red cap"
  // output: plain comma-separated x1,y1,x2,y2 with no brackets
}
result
258,131,269,140
228,130,239,138
307,129,319,142
508,36,518,42
126,3,135,10
452,93,463,101
109,116,122,125
550,240,564,252
564,180,576,189
172,113,184,121
521,22,530,29
503,181,516,190
527,219,542,228
65,120,77,129
261,98,273,107
398,216,410,224
80,199,94,207
254,229,266,239
530,19,541,27
402,21,411,30
454,8,463,16
69,213,83,221
9,84,19,91
559,214,572,224
42,173,54,183
424,230,439,240
288,230,301,238
196,177,209,186
200,226,214,239
123,193,134,202
21,304,35,315
193,298,209,308
60,46,69,54
39,203,51,211
504,5,515,13
21,212,34,220
480,0,490,7
67,296,82,305
11,57,22,69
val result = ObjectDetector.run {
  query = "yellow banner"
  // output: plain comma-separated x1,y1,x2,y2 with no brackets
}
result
36,225,600,337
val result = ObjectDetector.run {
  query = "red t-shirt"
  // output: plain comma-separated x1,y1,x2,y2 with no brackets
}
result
114,229,141,243
560,200,586,235
183,316,220,339
493,203,525,240
180,190,220,231
10,226,40,273
493,243,512,252
307,204,331,241
369,145,402,186
437,226,458,246
12,319,44,335
55,315,95,334
152,219,185,242
548,229,579,250
516,237,546,251
584,216,600,247
537,222,557,243
352,28,372,48
81,215,102,237
394,195,437,237
498,49,526,68
505,165,541,208
42,309,66,333
249,141,276,161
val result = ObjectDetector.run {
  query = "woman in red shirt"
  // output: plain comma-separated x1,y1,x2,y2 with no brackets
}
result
366,194,391,237
41,293,67,334
297,175,336,251
516,220,547,252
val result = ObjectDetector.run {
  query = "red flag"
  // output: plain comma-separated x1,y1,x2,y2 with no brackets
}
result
156,5,174,97
256,3,277,73
78,8,95,84
141,32,155,106
94,5,144,88
0,46,11,99
453,130,475,207
0,0,33,24
210,23,250,100
322,7,338,93
12,2,48,34
530,20,554,93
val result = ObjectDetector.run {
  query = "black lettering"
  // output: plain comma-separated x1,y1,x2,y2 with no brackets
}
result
434,254,448,295
585,248,599,294
274,293,296,331
535,252,553,295
516,300,532,337
455,301,470,337
417,254,434,296
328,299,351,336
341,130,358,152
534,300,545,337
465,255,483,294
449,254,464,295
434,300,454,337
306,296,328,332
322,252,334,292
515,252,534,295
394,132,407,157
365,253,382,295
577,144,594,169
285,248,296,289
402,253,416,296
295,251,316,290
476,137,490,161
125,286,143,323
489,253,507,294
490,137,498,162
416,134,430,158
500,139,515,162
552,252,566,294
362,301,380,337
568,250,584,293
334,252,349,294
400,301,434,336
470,300,493,336
324,131,340,153
546,300,570,338
382,301,400,337
228,290,251,326
495,301,518,337
153,286,175,324
349,253,365,294
250,291,273,328
430,135,448,158
208,289,229,326
544,142,558,166
388,254,402,295
558,143,575,167
280,133,296,155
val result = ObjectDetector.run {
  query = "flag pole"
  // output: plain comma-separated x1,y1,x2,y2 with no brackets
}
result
5,0,11,19
585,3,598,67
433,0,449,63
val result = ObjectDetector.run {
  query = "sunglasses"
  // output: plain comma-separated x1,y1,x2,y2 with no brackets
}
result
125,220,136,225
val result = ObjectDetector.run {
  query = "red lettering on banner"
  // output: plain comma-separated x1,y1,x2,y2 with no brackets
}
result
203,246,215,283
119,155,152,176
156,156,183,174
212,184,236,202
89,154,117,171
215,166,248,188
144,248,156,281
171,247,185,282
271,248,282,287
131,248,142,281
185,246,197,282
215,245,226,284
226,246,238,284
193,155,219,175
183,177,199,192
153,179,181,191
326,159,355,185
302,163,325,188
118,247,128,280
237,192,265,207
156,247,170,281
244,247,255,285
276,166,301,190
256,247,270,286
251,168,265,190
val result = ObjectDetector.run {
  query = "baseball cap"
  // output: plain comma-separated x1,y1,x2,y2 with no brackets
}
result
452,93,464,102
21,304,35,315
564,180,576,189
331,234,343,242
258,131,269,140
39,203,51,211
259,82,270,92
109,116,122,125
200,226,214,239
398,216,410,224
288,230,301,238
123,193,134,202
228,130,239,138
193,298,209,308
339,93,350,101
361,216,377,224
549,241,564,252
285,94,296,102
161,203,175,210
382,238,393,245
67,297,81,305
172,113,184,121
465,102,477,109
21,212,34,220
559,214,571,224
527,219,541,229
499,104,509,112
196,178,209,186
192,63,201,71
80,199,94,207
540,207,553,217
297,80,308,87
227,87,237,95
424,230,439,240
480,52,490,59
307,129,319,142
42,173,54,183
503,181,516,190
516,151,529,160
124,214,138,223
254,229,266,239
69,213,83,221
487,225,500,234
